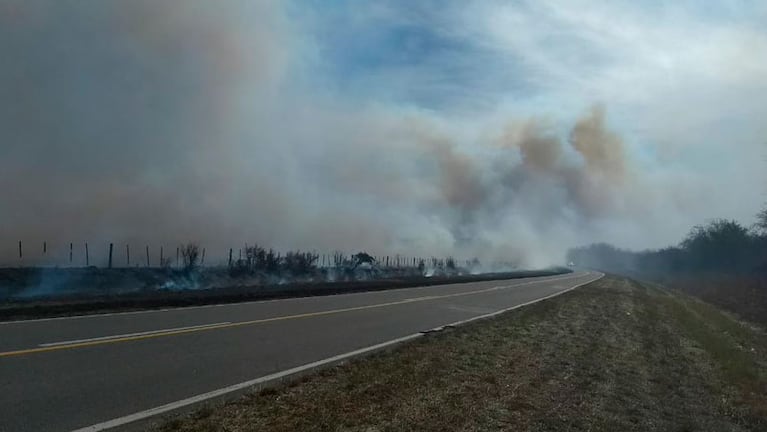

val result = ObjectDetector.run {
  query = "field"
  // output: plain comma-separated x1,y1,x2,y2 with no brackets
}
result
153,275,767,432
0,267,569,321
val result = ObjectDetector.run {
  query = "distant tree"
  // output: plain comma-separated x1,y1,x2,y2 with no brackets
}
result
754,205,767,271
244,244,267,272
445,257,456,270
680,219,752,272
468,257,481,269
264,249,280,272
756,205,767,234
282,251,318,275
566,243,637,272
351,252,375,269
180,243,200,272
637,246,685,274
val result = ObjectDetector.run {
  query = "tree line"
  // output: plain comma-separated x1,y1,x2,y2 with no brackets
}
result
568,207,767,276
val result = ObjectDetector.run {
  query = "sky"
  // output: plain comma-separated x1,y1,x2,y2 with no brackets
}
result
1,0,766,267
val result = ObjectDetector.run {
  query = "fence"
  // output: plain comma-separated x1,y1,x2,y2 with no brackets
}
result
5,241,474,271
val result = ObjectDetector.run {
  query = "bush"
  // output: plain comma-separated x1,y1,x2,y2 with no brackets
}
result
282,251,318,275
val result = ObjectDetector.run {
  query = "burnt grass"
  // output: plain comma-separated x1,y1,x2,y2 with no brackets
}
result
154,275,767,432
0,267,569,321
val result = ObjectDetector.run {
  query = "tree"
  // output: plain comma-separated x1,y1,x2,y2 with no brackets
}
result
566,243,637,272
351,252,375,269
445,257,456,270
680,219,752,272
180,243,200,272
756,205,767,234
283,251,318,275
755,205,767,271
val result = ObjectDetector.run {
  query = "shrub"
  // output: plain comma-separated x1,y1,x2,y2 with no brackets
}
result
282,251,318,275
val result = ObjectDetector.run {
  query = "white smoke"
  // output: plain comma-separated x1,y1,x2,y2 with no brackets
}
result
1,1,765,268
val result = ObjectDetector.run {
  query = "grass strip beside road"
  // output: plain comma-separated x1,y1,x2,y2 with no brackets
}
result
154,276,767,432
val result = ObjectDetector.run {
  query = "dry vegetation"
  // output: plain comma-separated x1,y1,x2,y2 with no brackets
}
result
152,275,767,432
569,218,767,326
666,275,767,326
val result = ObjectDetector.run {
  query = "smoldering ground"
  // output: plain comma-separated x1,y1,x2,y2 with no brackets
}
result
1,1,763,269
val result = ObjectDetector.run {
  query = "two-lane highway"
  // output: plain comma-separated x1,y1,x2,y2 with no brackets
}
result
0,271,601,432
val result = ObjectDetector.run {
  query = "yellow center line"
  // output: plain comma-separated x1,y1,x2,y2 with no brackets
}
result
0,274,580,358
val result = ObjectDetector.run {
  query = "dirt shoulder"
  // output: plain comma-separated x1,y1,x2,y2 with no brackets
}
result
153,275,767,432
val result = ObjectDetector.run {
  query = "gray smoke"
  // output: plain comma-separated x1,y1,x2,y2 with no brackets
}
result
0,2,760,268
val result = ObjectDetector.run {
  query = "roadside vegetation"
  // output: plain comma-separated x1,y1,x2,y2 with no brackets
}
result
1,239,559,319
153,275,767,432
568,205,767,325
0,241,486,302
0,269,568,321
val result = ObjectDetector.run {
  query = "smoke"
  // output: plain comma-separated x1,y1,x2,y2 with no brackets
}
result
0,2,762,269
569,106,627,182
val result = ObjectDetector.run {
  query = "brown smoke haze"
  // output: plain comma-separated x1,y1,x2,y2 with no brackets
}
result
1,1,764,268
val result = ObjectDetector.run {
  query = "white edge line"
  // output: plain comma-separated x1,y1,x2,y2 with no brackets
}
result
69,271,602,432
2,272,577,325
426,272,604,331
39,322,231,347
69,333,424,432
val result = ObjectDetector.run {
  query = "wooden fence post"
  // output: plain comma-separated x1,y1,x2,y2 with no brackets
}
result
146,246,149,267
18,241,22,260
85,243,89,266
127,244,131,267
108,243,113,269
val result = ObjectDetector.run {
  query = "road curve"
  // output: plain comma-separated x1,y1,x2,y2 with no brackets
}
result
0,271,601,432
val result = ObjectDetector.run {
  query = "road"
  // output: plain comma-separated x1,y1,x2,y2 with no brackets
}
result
0,271,601,432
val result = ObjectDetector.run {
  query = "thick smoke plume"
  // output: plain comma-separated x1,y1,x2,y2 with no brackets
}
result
0,2,750,268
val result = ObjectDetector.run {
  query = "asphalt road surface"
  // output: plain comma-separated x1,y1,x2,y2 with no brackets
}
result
0,271,601,432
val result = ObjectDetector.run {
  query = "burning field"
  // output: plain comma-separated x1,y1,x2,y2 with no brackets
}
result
0,245,569,320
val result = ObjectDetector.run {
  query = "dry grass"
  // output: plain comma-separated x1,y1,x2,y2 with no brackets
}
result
152,276,767,432
668,274,767,326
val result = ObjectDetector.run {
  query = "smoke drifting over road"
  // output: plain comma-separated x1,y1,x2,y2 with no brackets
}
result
1,1,763,268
